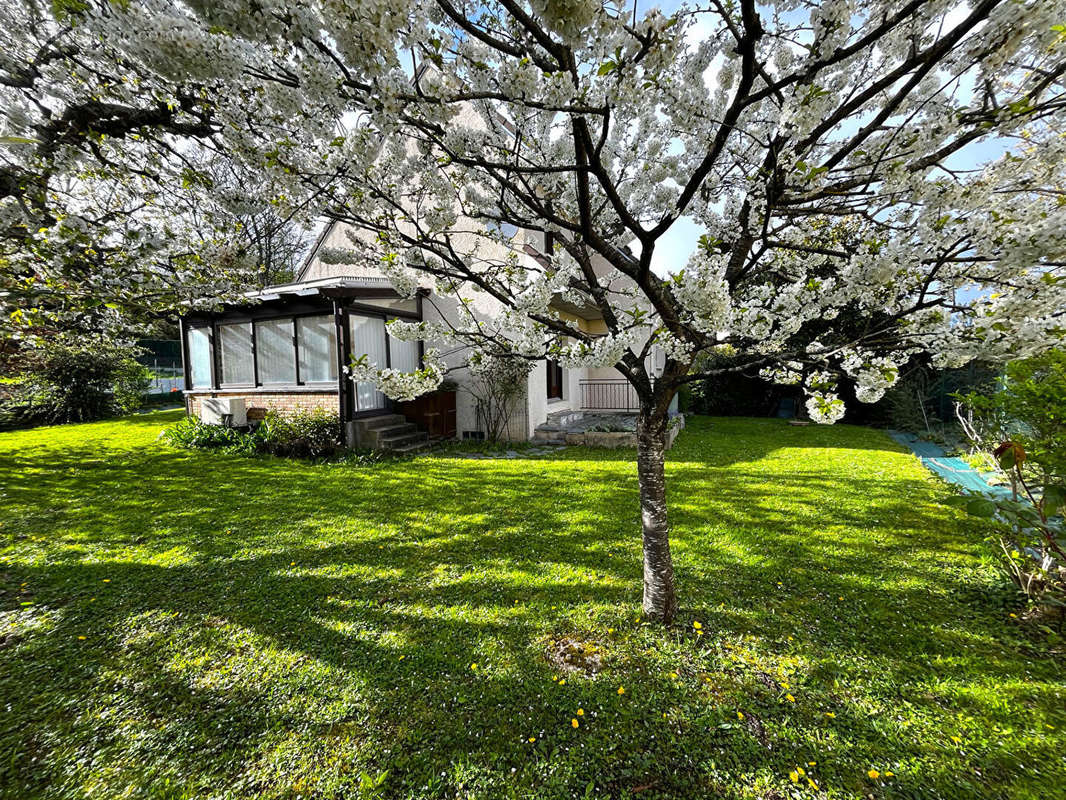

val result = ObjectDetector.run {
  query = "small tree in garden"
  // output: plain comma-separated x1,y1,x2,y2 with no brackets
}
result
465,354,531,442
4,1,1066,620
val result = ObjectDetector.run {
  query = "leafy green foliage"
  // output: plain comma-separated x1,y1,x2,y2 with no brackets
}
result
163,409,341,460
162,414,266,456
956,349,1066,484
1,412,1062,798
0,337,149,429
259,408,342,458
112,359,153,414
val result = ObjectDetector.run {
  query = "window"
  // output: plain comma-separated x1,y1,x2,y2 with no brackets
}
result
297,316,337,383
256,318,296,384
547,359,564,400
388,330,419,373
349,314,387,411
188,327,212,388
219,323,253,385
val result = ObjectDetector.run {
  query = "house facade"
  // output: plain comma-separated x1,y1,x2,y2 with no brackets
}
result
180,220,668,445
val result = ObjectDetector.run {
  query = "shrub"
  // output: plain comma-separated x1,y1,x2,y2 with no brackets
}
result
954,349,1066,484
113,360,153,414
260,409,342,459
162,415,265,456
0,337,150,429
163,409,341,460
951,350,1066,616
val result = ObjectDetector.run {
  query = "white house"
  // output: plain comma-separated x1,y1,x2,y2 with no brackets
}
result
179,217,671,449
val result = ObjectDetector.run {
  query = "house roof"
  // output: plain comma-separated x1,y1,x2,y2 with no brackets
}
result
245,275,399,301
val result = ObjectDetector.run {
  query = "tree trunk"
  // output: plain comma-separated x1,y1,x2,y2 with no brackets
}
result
636,407,678,623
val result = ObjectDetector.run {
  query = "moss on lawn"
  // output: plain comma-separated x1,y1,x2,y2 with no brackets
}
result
0,411,1062,799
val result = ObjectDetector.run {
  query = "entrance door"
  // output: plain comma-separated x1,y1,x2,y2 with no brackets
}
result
546,359,564,400
349,315,388,412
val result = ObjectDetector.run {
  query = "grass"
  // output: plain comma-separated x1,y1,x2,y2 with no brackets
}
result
0,411,1062,800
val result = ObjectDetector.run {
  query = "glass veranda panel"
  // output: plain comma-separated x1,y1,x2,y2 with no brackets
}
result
349,315,387,411
256,318,296,384
297,316,338,383
219,323,253,385
387,331,419,373
188,327,212,388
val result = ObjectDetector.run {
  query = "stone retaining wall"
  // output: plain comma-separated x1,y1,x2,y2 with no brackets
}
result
564,415,686,449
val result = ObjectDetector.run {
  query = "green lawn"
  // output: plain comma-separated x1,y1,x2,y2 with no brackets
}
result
1,411,1062,799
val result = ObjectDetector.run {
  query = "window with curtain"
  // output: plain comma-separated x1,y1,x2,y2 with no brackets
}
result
297,316,337,383
256,318,296,384
188,327,212,388
387,329,419,373
219,323,253,385
349,314,387,411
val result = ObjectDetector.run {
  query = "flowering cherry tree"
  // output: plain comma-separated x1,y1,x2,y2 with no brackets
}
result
4,0,1066,620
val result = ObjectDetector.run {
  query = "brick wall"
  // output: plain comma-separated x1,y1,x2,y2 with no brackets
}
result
186,391,339,420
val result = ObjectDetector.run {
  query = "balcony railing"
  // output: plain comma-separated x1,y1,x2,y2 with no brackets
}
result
579,379,639,412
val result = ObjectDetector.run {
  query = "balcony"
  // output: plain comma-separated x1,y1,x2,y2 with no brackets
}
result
579,379,640,412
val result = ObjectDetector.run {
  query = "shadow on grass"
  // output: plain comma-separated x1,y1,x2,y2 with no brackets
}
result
0,413,1061,799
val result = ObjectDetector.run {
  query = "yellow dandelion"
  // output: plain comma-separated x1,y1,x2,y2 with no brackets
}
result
77,635,86,640
807,778,818,790
607,627,615,634
868,769,880,780
577,708,584,716
670,671,679,679
102,579,111,583
1009,612,1017,618
838,596,843,601
528,736,536,742
571,718,579,728
617,686,625,695
885,771,894,778
789,770,799,783
797,767,805,776
785,693,795,703
807,761,816,766
950,735,961,744
290,561,295,566
558,679,566,685
736,711,744,720
693,621,702,630
825,712,836,718
470,663,478,670
398,654,405,660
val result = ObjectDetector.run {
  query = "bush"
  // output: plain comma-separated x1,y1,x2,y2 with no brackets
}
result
163,409,342,460
113,360,153,414
954,349,1066,484
0,338,150,429
162,415,265,456
951,349,1066,616
260,409,342,458
680,350,797,417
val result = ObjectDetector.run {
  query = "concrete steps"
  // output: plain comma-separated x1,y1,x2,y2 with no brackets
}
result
345,413,431,452
533,408,585,443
